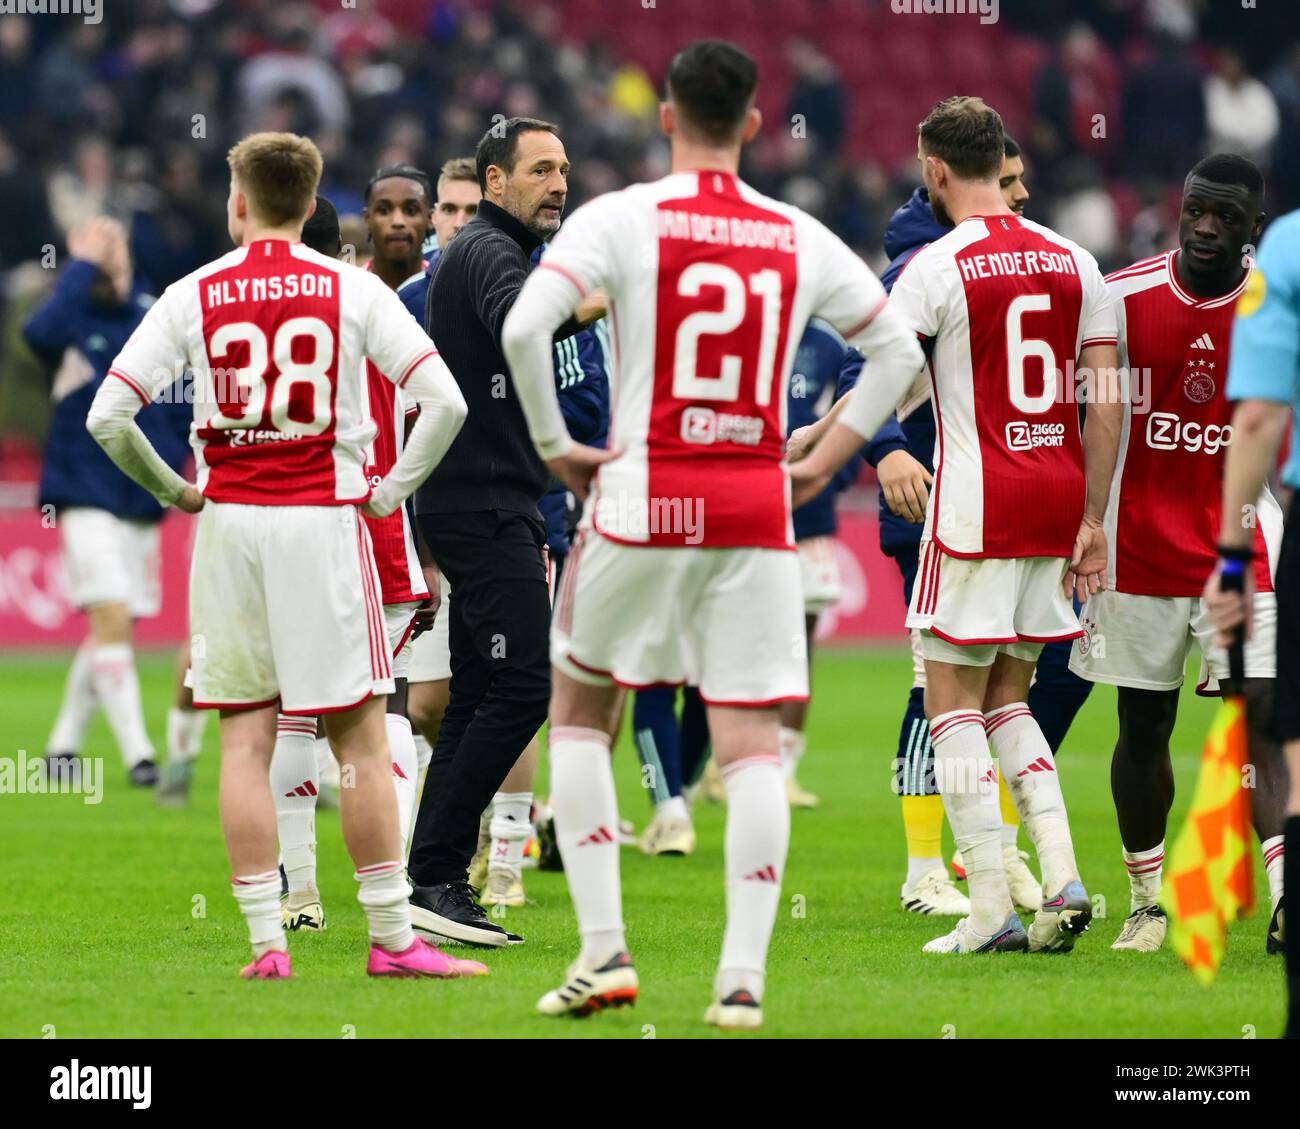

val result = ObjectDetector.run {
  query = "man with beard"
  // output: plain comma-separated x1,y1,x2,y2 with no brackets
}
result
407,118,603,947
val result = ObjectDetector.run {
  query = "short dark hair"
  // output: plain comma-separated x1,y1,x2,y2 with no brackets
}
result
666,39,758,144
474,117,560,191
1003,133,1021,160
1185,153,1265,203
301,194,341,257
918,96,1004,180
364,163,432,205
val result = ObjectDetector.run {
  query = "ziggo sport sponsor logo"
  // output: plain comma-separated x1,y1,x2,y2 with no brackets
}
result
1004,420,1066,451
1145,412,1233,454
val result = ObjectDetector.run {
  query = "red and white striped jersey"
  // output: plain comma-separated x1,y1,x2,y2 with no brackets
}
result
108,239,439,506
358,266,428,605
533,170,891,549
1104,250,1278,596
888,214,1117,558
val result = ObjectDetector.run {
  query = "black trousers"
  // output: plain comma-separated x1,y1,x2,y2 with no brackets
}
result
408,509,551,887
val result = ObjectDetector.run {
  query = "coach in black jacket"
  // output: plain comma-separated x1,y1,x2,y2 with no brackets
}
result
409,117,598,946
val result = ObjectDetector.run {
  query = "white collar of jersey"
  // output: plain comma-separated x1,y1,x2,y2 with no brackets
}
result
1165,248,1254,310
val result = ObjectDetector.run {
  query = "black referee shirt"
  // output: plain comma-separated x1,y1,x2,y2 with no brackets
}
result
416,198,582,516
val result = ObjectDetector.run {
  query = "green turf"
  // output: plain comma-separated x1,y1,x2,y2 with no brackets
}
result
0,648,1285,1038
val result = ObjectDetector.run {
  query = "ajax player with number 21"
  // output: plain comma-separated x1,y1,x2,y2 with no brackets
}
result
85,132,480,983
503,40,924,1029
792,96,1124,957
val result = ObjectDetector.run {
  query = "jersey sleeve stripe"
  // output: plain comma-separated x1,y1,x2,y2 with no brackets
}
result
841,293,889,340
1081,336,1119,346
538,260,588,297
397,349,438,388
109,369,152,406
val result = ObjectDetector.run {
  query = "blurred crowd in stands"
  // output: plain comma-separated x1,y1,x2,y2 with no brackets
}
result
2,0,1298,474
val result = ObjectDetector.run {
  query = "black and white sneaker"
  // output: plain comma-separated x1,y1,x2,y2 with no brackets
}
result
410,880,523,948
1267,898,1285,956
45,751,81,786
128,759,159,787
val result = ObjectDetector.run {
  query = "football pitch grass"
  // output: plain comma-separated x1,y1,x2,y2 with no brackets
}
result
0,647,1287,1039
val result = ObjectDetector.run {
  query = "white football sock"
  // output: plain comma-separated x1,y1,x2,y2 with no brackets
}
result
1001,822,1020,848
232,869,287,957
412,730,433,786
91,642,153,767
717,754,788,1003
984,703,1079,894
1122,842,1164,912
386,714,418,852
656,795,690,823
778,726,806,781
1263,835,1285,911
166,707,206,764
355,860,413,952
48,641,97,753
550,726,626,966
931,709,1010,933
271,714,320,895
906,856,944,886
489,791,533,876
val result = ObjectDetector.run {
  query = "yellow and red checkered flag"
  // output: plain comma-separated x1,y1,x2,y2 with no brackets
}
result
1160,639,1256,984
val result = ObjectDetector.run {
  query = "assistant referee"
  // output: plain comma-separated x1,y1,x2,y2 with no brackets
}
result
1205,207,1300,1040
408,117,599,946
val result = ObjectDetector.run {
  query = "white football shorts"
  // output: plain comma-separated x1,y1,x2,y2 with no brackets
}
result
797,534,843,615
552,530,808,705
406,568,450,684
189,501,394,714
906,540,1081,669
59,506,161,618
1069,588,1276,693
385,600,420,682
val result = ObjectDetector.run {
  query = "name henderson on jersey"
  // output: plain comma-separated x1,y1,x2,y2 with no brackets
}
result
957,247,1079,282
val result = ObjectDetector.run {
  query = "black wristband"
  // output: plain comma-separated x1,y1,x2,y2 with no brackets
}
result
1217,543,1255,563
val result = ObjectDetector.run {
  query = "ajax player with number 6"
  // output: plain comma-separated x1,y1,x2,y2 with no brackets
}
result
85,132,481,982
792,97,1124,956
503,41,925,1028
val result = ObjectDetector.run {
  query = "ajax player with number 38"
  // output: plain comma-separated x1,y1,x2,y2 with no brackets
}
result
792,97,1125,957
85,132,481,982
503,40,925,1028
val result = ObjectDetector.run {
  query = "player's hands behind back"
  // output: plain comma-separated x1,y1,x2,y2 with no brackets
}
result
547,443,619,501
174,485,205,514
1065,515,1106,602
877,449,932,524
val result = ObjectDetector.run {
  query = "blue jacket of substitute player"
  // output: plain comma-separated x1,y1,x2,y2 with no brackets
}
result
532,245,609,557
790,319,857,541
25,260,190,521
406,242,610,556
837,186,945,558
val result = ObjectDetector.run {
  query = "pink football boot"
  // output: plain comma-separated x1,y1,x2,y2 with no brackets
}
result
367,936,488,979
240,949,292,979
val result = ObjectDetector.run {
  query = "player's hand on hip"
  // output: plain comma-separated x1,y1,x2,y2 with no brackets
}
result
174,485,205,514
1066,516,1107,602
547,443,619,501
575,288,608,325
877,449,932,524
1202,561,1255,647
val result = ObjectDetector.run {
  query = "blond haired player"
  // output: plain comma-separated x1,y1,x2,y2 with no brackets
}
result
86,132,483,982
